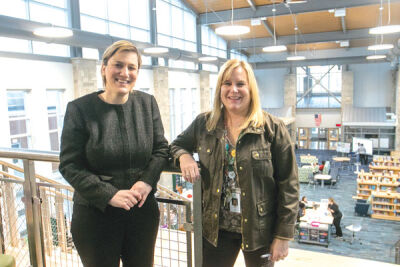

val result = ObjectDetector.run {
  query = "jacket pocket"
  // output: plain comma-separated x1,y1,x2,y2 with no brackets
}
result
251,149,273,178
257,200,274,232
198,145,213,168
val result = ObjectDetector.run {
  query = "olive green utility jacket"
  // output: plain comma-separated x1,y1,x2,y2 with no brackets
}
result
170,111,299,251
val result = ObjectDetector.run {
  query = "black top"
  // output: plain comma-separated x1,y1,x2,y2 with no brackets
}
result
328,203,342,219
59,90,169,212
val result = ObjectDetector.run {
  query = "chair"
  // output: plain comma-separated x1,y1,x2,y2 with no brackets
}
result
345,224,362,244
0,254,15,267
307,173,316,190
328,167,339,189
354,199,370,216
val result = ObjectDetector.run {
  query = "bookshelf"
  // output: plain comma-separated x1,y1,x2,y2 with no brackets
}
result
371,192,400,221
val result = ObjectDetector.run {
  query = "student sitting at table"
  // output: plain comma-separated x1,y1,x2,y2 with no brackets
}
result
319,161,326,172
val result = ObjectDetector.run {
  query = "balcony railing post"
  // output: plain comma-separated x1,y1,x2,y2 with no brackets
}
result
39,187,53,257
23,159,46,267
55,189,67,252
193,180,202,267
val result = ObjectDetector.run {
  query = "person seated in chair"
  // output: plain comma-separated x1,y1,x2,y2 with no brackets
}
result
297,202,306,222
319,161,326,172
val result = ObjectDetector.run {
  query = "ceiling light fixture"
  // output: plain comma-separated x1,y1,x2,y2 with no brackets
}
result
198,56,218,62
370,24,400,34
367,1,395,52
33,26,73,38
215,0,250,36
286,19,305,61
370,0,400,34
263,3,287,53
366,55,387,60
143,47,169,54
287,55,306,61
367,44,394,50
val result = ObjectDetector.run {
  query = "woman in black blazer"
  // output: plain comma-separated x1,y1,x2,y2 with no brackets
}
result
328,197,343,238
59,40,169,267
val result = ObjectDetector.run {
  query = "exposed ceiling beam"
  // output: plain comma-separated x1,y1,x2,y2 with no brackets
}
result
0,15,226,65
261,20,275,40
252,56,383,69
199,0,400,25
229,28,400,49
249,47,374,62
341,17,347,33
246,0,257,11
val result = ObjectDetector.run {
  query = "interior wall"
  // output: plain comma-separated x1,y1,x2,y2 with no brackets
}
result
350,62,395,108
296,110,341,128
254,68,287,108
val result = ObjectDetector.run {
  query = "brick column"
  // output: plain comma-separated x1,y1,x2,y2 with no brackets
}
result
284,73,297,143
71,58,98,98
199,70,212,113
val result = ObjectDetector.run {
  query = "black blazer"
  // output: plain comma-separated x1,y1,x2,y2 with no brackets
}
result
59,90,169,212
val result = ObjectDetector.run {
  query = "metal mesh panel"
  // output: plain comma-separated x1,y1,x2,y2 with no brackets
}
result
0,180,30,267
155,201,191,267
38,183,82,267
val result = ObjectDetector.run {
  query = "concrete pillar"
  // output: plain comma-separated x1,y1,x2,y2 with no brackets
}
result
199,70,211,113
152,66,172,190
284,73,297,143
71,58,98,99
341,71,354,142
152,66,170,142
395,70,400,150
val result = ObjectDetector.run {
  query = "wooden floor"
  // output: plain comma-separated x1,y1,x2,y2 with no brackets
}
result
234,248,398,267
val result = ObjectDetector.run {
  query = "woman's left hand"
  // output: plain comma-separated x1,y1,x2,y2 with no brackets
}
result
131,181,152,208
269,238,289,262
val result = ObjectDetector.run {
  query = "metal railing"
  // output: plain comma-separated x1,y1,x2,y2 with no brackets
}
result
0,148,202,267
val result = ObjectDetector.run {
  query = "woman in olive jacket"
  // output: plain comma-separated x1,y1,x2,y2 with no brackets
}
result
170,59,299,267
59,41,168,267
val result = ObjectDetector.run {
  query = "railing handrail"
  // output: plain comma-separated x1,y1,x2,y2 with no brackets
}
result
0,147,59,162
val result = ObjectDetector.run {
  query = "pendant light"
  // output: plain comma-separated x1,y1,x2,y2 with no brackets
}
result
369,0,400,34
143,3,168,55
33,26,73,38
366,54,387,60
215,0,250,36
263,2,287,52
287,19,305,61
367,0,395,51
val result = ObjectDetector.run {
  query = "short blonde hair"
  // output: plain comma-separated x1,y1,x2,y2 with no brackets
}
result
206,59,265,131
101,40,142,87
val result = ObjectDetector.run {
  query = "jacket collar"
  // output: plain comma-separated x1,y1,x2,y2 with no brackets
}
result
207,115,265,139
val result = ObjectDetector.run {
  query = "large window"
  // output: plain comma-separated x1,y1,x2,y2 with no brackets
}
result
156,0,197,69
46,90,65,171
7,90,31,149
80,0,150,42
201,25,227,72
0,0,70,56
169,87,199,140
296,65,342,108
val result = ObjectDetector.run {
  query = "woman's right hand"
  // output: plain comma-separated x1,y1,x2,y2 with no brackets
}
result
109,190,142,211
179,154,200,183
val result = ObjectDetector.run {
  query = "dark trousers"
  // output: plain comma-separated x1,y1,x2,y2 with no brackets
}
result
333,216,343,237
203,230,274,267
71,195,160,267
360,154,368,165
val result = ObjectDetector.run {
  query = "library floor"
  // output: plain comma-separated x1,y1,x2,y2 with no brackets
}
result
234,164,400,266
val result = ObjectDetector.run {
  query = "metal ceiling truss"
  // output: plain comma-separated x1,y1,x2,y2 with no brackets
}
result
229,29,400,49
199,0,400,25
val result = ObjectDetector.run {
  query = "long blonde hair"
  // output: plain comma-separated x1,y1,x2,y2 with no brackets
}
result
206,59,265,131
